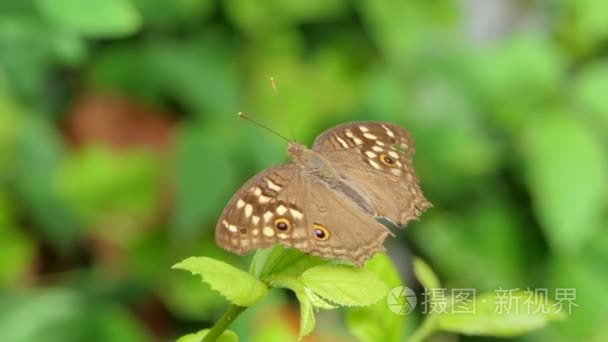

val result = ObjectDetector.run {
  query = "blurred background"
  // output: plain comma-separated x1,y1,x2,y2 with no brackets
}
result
1,0,607,341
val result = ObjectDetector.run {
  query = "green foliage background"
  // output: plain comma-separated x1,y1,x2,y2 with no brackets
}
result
1,0,607,341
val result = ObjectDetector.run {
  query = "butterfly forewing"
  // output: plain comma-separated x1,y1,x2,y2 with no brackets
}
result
311,122,432,226
312,122,415,156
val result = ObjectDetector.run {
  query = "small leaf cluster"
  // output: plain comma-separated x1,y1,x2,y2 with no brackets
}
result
173,246,391,340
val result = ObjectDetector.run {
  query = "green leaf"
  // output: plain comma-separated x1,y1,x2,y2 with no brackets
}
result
250,245,328,279
346,253,405,342
437,291,565,337
172,257,268,306
267,274,337,308
165,261,229,320
524,114,607,255
413,258,441,290
177,329,238,342
304,287,339,310
293,285,316,340
263,275,320,339
36,0,141,38
299,265,389,306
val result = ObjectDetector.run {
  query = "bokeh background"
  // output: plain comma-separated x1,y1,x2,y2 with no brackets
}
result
1,0,607,341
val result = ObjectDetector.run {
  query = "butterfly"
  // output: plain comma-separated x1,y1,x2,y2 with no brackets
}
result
215,122,431,266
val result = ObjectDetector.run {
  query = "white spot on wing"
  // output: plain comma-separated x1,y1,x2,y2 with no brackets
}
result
388,151,399,159
363,133,377,140
244,204,253,217
376,141,385,146
290,208,303,220
382,124,395,138
228,225,238,233
391,168,402,176
236,199,245,209
369,160,382,169
359,125,369,132
265,178,282,192
335,136,349,148
263,227,275,237
259,195,271,204
345,130,354,138
253,187,262,196
353,137,363,145
372,146,384,152
264,211,274,222
276,205,287,215
252,216,260,225
365,151,377,158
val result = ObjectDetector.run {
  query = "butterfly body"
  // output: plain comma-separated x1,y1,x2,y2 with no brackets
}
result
288,142,337,177
216,122,431,265
288,142,376,213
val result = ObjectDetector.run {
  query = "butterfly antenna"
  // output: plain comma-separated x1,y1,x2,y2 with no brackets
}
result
238,112,292,143
270,77,296,141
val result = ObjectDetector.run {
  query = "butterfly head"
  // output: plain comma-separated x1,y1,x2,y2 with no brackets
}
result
287,142,306,159
288,142,328,172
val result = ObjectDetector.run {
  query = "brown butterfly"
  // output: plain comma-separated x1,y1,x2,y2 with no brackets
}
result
215,121,431,266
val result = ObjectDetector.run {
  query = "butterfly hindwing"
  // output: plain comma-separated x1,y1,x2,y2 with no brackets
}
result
215,164,302,254
215,163,391,265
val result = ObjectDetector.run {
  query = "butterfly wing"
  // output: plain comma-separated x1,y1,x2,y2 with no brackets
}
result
215,163,391,266
311,121,432,227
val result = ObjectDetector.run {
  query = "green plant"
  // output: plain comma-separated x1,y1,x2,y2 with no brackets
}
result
173,247,564,341
173,246,391,341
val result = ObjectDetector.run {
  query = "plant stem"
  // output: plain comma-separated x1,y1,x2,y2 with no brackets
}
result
409,314,439,342
202,304,247,342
